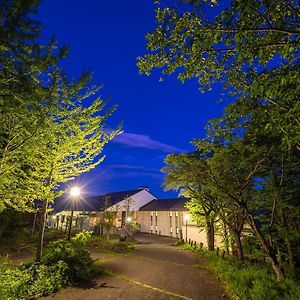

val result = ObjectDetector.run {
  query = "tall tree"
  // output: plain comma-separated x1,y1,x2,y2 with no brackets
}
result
162,152,217,251
33,70,121,262
0,0,68,211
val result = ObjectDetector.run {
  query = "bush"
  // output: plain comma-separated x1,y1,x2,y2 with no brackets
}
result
42,230,97,282
0,231,99,299
0,260,68,299
181,243,300,300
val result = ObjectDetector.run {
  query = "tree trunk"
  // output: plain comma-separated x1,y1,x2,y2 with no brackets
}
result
0,224,6,239
31,210,37,238
36,199,48,262
285,237,295,276
247,215,284,280
206,218,215,251
234,230,244,261
223,221,230,255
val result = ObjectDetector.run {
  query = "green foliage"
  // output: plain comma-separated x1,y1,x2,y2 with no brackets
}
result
0,260,68,300
42,231,96,282
0,231,101,299
0,0,121,213
87,236,135,254
143,0,300,281
182,243,300,300
138,1,299,90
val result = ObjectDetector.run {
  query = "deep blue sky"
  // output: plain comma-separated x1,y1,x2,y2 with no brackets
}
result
38,1,226,198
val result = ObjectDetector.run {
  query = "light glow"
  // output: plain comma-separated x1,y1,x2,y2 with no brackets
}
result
184,214,189,222
70,186,81,197
126,217,132,223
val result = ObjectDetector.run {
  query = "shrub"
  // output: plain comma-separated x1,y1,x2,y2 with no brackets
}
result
42,231,96,282
0,260,68,300
0,231,99,299
181,243,300,300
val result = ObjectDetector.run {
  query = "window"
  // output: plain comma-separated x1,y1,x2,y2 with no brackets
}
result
169,211,172,216
170,227,173,233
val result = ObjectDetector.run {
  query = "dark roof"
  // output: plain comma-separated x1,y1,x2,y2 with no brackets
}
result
55,189,146,212
139,198,189,211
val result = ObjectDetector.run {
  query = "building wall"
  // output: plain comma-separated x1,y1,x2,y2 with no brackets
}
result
53,210,101,231
136,210,224,248
108,190,156,212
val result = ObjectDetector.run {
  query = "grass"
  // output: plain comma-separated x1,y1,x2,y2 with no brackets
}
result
180,243,300,300
86,236,136,254
0,228,66,259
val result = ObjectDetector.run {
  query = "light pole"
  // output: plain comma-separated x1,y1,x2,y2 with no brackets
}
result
184,214,189,242
67,186,81,241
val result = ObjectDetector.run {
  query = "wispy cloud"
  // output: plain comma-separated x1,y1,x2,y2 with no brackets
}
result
105,164,163,179
106,164,158,172
112,132,184,153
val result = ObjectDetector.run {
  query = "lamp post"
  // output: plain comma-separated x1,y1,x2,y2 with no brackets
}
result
184,214,189,242
67,186,81,241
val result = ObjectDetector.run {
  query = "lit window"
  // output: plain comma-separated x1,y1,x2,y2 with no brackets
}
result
155,211,158,216
170,227,173,233
175,211,178,217
151,211,153,216
155,225,158,232
176,227,179,234
169,211,172,216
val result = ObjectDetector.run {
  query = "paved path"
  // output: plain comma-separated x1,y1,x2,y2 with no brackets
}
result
44,234,227,300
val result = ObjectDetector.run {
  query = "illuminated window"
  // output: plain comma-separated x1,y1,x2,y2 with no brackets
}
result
175,211,178,217
169,211,172,216
170,227,173,233
176,227,179,234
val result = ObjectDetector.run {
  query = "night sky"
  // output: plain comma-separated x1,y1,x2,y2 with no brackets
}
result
38,1,226,198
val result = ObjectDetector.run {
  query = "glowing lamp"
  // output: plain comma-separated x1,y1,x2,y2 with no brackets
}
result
70,186,81,197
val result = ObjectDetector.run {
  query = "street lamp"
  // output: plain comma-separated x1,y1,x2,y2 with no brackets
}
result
67,186,81,240
184,214,189,242
126,216,132,223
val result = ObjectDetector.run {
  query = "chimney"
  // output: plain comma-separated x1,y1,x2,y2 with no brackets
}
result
138,186,149,192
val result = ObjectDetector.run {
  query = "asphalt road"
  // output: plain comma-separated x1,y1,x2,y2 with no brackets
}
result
44,233,227,300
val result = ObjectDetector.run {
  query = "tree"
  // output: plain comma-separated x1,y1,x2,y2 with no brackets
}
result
98,196,116,239
138,0,300,149
34,70,121,261
162,152,217,251
139,0,300,280
0,0,68,211
0,1,121,260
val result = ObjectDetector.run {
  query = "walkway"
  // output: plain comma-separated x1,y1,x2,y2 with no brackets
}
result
44,233,227,300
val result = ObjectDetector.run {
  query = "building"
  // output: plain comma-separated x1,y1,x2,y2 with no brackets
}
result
50,187,223,248
137,198,218,246
51,187,156,231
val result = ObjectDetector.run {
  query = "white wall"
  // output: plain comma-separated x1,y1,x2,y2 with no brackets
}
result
136,210,224,248
107,189,156,212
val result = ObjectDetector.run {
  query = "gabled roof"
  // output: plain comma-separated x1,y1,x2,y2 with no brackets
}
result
139,198,189,211
55,189,147,212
